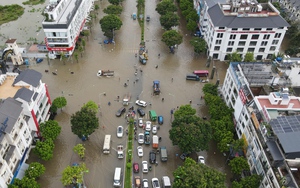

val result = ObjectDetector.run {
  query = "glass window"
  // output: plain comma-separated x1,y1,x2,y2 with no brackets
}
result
232,28,238,30
238,41,246,46
259,48,265,52
248,48,255,52
227,48,233,52
250,41,257,46
214,46,220,50
269,46,276,51
237,48,244,52
230,35,236,39
228,41,234,46
252,35,259,39
240,35,247,39
261,41,268,46
275,33,282,38
272,40,279,45
263,34,270,39
243,28,250,30
217,33,223,38
219,27,225,29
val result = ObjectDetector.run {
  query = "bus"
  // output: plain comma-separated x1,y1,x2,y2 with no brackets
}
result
103,135,111,154
193,70,209,77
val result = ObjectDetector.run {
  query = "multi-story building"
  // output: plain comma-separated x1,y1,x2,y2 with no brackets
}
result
42,0,94,58
194,0,290,61
0,69,51,187
222,62,300,187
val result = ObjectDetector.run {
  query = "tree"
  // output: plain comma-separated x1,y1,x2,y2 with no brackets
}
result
160,12,179,30
34,139,55,161
227,51,242,62
179,0,193,12
186,20,197,33
81,39,86,50
108,0,123,5
82,100,98,114
9,177,40,188
82,30,90,40
59,51,67,65
203,83,218,95
173,158,226,188
103,5,123,15
99,14,122,39
156,0,177,15
79,45,84,57
52,97,67,111
73,144,86,160
244,52,254,62
190,37,206,54
25,162,46,180
74,52,79,63
229,157,250,175
61,163,89,186
39,120,61,140
95,4,100,11
232,174,262,188
173,105,196,120
162,30,183,48
70,107,99,139
186,10,199,22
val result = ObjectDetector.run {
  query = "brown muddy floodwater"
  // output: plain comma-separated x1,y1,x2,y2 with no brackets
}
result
8,0,232,187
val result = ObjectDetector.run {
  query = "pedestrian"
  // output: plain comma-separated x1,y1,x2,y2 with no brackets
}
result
201,96,203,99
171,78,173,82
177,106,179,109
176,153,179,158
102,125,105,129
189,100,192,104
133,81,135,84
162,98,164,101
158,53,160,57
155,65,158,69
127,79,129,82
117,96,120,99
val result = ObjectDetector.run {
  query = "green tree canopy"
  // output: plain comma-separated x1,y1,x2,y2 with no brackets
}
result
162,30,183,47
227,51,242,62
9,177,40,188
186,20,198,33
179,0,193,12
61,163,89,186
108,0,123,5
40,120,61,140
229,157,250,175
190,37,206,54
186,10,199,22
34,139,55,161
203,83,218,96
103,5,123,15
156,0,177,15
173,105,196,120
82,100,98,114
173,158,226,188
232,174,262,188
160,12,180,30
52,97,67,111
70,107,99,139
73,144,86,160
25,162,46,180
99,14,122,39
243,52,255,62
74,52,79,63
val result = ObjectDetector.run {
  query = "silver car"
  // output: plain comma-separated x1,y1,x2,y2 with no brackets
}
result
117,126,123,138
138,133,144,144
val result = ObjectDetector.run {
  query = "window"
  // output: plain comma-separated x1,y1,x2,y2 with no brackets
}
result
219,27,225,29
267,54,273,59
228,41,234,46
275,33,282,38
250,41,257,46
252,35,259,39
215,40,221,45
213,53,219,59
227,48,233,52
238,41,246,46
214,46,220,50
248,48,255,52
263,34,270,39
254,28,261,30
217,33,223,38
240,35,247,39
237,48,244,52
232,28,238,30
230,35,236,39
259,48,265,52
243,28,250,30
204,19,207,21
52,32,56,37
270,46,276,51
261,41,268,46
257,55,263,60
272,40,279,45
266,28,273,30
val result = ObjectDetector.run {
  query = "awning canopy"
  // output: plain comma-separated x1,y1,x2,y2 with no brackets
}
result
266,141,284,161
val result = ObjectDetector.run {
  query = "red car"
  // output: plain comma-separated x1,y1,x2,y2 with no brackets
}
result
133,162,139,173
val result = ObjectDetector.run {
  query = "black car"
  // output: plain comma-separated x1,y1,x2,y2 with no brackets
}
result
116,107,126,117
137,108,145,116
180,153,190,160
149,151,156,164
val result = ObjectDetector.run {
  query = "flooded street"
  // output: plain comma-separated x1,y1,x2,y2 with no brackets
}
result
3,0,231,187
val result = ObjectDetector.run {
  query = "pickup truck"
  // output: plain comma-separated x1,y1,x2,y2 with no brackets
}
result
123,93,131,106
97,70,114,77
117,145,124,159
153,80,160,95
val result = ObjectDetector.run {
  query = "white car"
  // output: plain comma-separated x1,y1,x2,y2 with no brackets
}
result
117,126,123,138
145,121,151,131
198,156,205,164
136,100,147,107
138,118,143,127
151,178,160,188
152,125,157,134
138,133,144,144
137,146,143,157
142,161,148,173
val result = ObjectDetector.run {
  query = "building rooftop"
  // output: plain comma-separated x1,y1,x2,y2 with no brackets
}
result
13,69,42,87
5,39,16,44
257,97,300,110
13,87,34,102
0,75,26,99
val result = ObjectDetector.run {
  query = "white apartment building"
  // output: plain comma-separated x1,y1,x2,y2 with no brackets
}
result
222,62,300,187
0,70,51,187
42,0,94,58
194,0,290,61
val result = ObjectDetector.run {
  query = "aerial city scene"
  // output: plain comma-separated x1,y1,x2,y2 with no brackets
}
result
0,0,300,187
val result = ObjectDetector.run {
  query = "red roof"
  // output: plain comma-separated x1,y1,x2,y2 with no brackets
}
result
5,39,16,43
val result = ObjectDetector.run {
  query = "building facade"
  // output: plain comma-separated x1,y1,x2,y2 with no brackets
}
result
194,0,289,61
42,0,94,58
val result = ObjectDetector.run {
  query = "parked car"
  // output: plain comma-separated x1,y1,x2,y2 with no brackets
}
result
158,116,163,125
149,151,156,164
117,126,123,138
142,161,148,173
116,107,126,117
198,156,205,164
152,125,157,134
143,179,149,188
137,146,143,157
144,131,151,145
138,133,144,144
180,153,190,160
135,176,141,188
133,162,139,173
137,108,145,116
136,100,147,107
138,118,143,127
145,121,151,131
151,178,160,188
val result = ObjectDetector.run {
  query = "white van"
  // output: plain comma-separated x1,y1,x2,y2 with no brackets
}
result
161,176,171,188
113,167,122,187
103,135,111,154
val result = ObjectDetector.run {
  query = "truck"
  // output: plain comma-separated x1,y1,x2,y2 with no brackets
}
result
97,70,114,77
153,80,160,95
123,93,131,106
144,131,151,145
139,43,148,65
117,145,124,159
139,55,147,64
152,135,159,149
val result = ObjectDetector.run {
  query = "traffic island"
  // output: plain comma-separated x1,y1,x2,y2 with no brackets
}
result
124,118,134,188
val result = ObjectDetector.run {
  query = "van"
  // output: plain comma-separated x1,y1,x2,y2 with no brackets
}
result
149,110,157,121
103,135,111,154
158,116,163,125
113,167,122,187
186,74,200,81
161,176,171,188
160,146,167,162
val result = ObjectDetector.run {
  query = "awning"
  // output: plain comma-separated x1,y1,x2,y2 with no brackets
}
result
266,141,284,161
